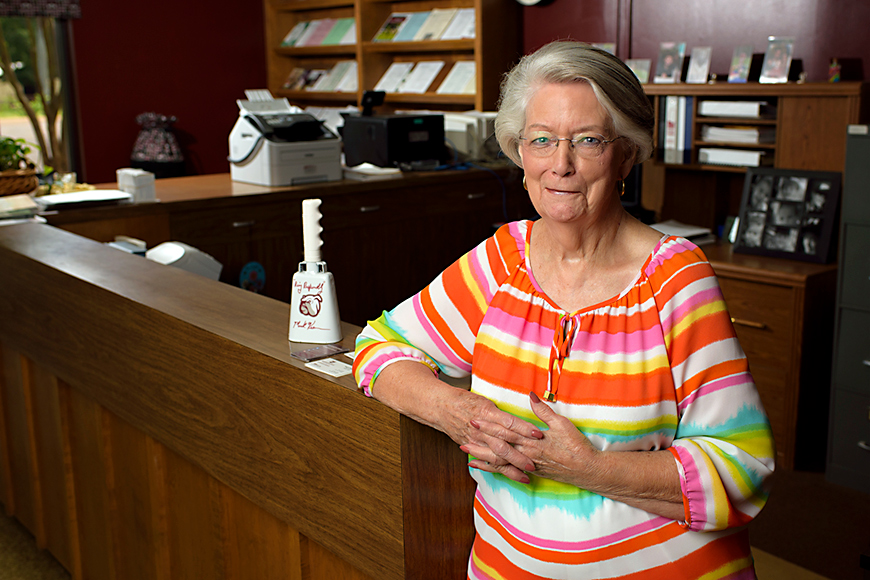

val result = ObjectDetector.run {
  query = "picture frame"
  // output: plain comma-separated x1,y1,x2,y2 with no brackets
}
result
653,42,686,83
759,36,794,84
686,46,712,84
625,58,651,84
728,44,754,83
732,167,841,263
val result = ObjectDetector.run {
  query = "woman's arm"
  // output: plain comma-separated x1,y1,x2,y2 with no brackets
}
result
467,392,685,521
371,360,543,482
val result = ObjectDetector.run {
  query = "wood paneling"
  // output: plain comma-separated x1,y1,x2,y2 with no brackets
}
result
0,223,479,579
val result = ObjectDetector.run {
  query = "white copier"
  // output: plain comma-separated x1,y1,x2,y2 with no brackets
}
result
228,90,342,186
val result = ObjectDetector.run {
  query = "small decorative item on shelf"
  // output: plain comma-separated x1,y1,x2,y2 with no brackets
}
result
828,58,842,82
0,137,39,197
130,112,185,179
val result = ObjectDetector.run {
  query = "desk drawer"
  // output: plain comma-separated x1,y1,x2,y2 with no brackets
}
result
834,308,870,395
829,389,870,482
717,277,795,368
841,224,870,308
171,203,296,244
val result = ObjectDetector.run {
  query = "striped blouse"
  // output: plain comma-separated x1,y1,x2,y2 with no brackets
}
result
354,220,775,579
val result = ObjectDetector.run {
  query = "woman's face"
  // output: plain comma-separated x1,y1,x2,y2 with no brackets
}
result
519,82,633,226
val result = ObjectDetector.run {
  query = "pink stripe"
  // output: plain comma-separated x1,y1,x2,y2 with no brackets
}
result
412,294,472,372
468,246,496,303
678,372,752,412
482,307,553,350
644,237,686,275
475,490,671,552
670,445,707,531
659,285,721,335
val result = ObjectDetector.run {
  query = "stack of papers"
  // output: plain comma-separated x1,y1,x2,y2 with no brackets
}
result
698,100,776,119
35,189,132,210
701,125,775,144
650,219,716,245
0,193,39,220
698,148,767,167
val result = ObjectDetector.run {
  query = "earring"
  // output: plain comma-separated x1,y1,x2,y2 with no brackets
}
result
618,180,625,196
523,175,528,191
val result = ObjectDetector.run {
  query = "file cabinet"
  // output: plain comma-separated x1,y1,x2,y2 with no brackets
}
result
827,127,870,493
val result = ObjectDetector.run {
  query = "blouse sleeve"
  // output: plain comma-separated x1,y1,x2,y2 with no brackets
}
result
353,222,525,397
646,237,775,532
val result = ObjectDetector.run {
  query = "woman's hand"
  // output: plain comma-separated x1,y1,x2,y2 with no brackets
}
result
370,361,543,483
471,392,685,519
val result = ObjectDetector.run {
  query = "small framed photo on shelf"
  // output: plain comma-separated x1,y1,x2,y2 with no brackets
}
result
733,167,841,263
728,45,754,83
625,59,651,83
686,47,712,83
653,42,686,83
759,36,794,83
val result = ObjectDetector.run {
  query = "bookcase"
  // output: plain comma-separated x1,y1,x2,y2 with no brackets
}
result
642,82,869,231
262,0,521,112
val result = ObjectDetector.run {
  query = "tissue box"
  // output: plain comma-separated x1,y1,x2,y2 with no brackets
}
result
116,168,156,203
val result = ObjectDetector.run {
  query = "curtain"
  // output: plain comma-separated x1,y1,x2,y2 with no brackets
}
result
0,1,80,18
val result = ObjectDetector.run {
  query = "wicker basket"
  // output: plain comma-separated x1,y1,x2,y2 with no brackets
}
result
0,168,39,196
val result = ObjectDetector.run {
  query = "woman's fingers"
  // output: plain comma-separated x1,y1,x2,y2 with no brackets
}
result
461,435,535,473
467,458,531,484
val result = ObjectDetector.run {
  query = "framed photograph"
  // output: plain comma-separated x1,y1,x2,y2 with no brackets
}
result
728,45,754,83
733,167,841,263
653,42,686,83
625,58,651,83
686,46,712,84
759,36,794,83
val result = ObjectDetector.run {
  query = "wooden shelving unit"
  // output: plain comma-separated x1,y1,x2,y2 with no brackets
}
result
262,0,521,112
641,82,870,230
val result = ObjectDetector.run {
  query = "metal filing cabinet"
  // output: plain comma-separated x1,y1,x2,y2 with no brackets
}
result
827,125,870,494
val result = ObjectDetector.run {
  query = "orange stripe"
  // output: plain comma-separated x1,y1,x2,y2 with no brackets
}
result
610,530,752,580
419,285,473,363
475,500,685,566
674,358,750,403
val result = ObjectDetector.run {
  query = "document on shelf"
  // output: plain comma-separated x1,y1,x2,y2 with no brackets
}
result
698,147,766,167
440,8,475,40
436,61,476,94
374,62,415,92
393,11,430,42
397,61,445,94
412,8,458,41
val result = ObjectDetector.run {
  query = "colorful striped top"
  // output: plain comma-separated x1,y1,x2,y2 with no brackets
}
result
354,220,775,579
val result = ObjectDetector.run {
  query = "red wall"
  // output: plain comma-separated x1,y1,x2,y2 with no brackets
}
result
70,2,266,183
523,0,869,83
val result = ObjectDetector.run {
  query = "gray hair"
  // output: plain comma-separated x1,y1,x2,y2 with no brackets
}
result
495,41,654,168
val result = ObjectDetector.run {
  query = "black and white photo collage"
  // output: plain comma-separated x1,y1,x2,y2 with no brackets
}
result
739,172,833,257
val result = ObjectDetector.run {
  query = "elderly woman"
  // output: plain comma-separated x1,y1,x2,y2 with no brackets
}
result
353,41,774,579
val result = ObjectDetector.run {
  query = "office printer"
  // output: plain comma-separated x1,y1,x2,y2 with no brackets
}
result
341,91,446,169
228,90,342,186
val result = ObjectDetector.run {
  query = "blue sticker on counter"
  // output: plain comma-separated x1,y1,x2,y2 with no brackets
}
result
240,261,265,293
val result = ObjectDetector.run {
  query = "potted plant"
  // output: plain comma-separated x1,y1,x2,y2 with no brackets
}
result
0,136,39,196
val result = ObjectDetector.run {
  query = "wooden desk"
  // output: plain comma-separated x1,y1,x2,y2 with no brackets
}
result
43,170,528,327
0,223,476,580
704,243,837,471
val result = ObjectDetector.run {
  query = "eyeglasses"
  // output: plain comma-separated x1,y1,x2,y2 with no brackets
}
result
519,132,622,159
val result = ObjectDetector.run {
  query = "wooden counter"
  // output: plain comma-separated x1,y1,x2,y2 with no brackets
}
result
42,170,528,327
0,223,475,580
